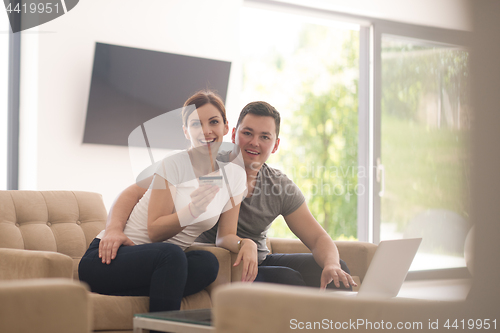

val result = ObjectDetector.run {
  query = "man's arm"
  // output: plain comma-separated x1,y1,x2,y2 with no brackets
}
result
99,181,149,264
215,194,259,282
283,202,357,289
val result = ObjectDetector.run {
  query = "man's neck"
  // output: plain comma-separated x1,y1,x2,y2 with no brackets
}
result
245,163,263,198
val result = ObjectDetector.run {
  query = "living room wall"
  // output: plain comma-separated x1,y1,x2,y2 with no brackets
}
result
277,0,471,31
18,0,242,208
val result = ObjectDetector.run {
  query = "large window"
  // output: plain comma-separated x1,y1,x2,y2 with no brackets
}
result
240,5,360,240
241,1,471,273
379,36,470,270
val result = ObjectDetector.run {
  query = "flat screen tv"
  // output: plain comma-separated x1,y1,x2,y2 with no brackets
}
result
83,42,232,149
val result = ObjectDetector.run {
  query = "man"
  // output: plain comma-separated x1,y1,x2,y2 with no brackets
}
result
100,101,356,290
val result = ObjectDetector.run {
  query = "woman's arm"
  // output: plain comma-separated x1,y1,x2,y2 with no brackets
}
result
147,175,220,242
99,180,150,264
216,194,259,282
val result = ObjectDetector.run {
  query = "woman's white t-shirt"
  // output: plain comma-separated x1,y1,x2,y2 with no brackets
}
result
109,150,246,250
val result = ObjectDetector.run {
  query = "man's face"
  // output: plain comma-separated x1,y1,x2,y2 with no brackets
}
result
232,114,280,171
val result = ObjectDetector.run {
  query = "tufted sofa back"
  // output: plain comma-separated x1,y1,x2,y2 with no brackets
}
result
0,191,107,279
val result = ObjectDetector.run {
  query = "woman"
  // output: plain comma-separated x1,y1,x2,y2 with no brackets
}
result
79,90,257,312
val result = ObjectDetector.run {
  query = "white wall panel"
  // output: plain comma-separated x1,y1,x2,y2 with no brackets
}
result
19,0,242,209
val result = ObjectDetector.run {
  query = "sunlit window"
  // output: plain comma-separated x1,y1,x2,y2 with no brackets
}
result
380,36,470,270
240,6,360,240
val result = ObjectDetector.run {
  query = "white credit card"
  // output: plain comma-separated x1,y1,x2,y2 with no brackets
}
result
199,175,223,188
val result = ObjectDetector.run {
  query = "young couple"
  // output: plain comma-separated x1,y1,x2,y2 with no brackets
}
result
78,90,356,313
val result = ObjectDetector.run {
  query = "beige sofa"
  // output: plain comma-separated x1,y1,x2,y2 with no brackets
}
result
0,190,377,332
213,283,467,333
0,277,92,333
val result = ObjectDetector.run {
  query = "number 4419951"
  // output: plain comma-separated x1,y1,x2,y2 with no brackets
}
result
6,2,60,14
444,319,496,330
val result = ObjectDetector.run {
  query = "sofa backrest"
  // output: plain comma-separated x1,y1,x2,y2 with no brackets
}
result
0,191,107,279
268,237,377,284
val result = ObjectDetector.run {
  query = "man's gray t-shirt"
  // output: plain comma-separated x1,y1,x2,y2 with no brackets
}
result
196,163,305,263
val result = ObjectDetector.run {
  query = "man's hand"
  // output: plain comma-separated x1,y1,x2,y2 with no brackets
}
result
320,263,358,289
233,239,259,282
98,229,135,264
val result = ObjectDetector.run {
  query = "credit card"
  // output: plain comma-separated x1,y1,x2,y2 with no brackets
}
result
199,175,223,188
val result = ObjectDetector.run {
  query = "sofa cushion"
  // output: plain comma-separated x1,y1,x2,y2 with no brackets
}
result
90,293,148,331
90,290,212,331
0,248,73,280
0,279,91,333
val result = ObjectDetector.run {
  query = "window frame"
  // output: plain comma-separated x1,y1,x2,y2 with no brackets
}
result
7,10,21,190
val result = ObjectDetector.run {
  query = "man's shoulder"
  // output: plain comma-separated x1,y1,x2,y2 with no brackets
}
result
260,163,294,183
216,149,232,162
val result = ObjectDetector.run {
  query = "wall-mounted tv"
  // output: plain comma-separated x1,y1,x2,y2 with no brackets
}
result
83,42,232,149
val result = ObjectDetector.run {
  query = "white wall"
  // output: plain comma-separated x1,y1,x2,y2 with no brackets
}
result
275,0,472,31
19,0,242,209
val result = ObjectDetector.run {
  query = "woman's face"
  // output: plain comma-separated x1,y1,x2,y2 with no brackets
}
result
184,103,229,150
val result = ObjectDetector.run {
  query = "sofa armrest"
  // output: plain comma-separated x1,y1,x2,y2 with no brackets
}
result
269,238,377,283
213,283,466,333
334,241,377,282
0,278,92,333
0,248,73,280
186,243,233,293
268,238,309,253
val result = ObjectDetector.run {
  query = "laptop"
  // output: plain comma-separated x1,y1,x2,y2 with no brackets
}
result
336,238,422,299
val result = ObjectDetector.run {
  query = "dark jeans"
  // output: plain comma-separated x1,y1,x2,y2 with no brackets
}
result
78,238,219,312
256,253,352,290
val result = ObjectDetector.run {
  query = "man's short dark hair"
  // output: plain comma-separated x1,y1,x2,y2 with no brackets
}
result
236,101,281,138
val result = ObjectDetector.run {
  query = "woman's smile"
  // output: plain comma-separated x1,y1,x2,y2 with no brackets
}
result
184,103,229,150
